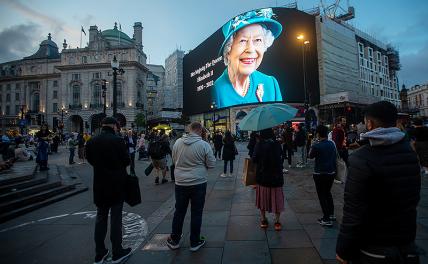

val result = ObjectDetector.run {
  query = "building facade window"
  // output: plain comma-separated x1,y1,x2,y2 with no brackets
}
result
72,73,80,80
92,83,101,105
15,93,20,101
93,72,101,79
117,82,123,105
6,93,10,102
32,93,40,112
6,105,10,115
72,85,80,105
52,103,58,113
53,90,58,99
53,80,58,87
82,56,87,64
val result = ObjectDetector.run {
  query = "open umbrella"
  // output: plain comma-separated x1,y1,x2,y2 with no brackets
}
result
238,103,298,131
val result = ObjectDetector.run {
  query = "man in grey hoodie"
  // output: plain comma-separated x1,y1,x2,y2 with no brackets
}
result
167,122,216,252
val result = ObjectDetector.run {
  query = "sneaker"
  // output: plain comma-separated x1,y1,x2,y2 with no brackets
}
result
220,173,227,178
318,218,333,227
288,165,292,168
334,179,343,184
94,249,109,264
282,169,289,174
260,219,269,228
329,215,337,221
228,172,232,177
274,222,282,231
155,177,159,185
190,236,206,252
112,248,132,264
161,178,168,184
166,236,180,250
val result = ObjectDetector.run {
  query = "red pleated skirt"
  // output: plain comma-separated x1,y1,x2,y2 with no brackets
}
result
255,185,285,213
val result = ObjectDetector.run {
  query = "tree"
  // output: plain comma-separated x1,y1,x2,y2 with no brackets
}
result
135,113,146,131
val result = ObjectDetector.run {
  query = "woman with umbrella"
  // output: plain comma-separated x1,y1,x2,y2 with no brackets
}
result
252,128,284,230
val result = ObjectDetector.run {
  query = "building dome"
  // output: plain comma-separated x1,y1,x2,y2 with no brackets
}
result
101,23,133,46
24,33,60,60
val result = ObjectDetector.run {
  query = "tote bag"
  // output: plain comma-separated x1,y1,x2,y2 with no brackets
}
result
242,158,257,186
125,175,142,207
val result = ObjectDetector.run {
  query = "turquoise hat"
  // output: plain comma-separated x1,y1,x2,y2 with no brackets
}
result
219,8,283,55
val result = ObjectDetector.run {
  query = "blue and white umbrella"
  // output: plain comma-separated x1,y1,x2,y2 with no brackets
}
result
238,103,298,131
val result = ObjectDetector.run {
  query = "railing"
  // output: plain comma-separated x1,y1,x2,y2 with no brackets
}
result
69,104,82,110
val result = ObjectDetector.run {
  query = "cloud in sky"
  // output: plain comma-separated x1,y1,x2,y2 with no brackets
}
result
400,43,428,87
0,23,42,63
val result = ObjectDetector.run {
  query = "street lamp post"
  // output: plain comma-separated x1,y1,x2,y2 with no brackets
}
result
297,34,310,108
101,79,108,115
111,56,125,118
210,102,216,132
19,105,26,135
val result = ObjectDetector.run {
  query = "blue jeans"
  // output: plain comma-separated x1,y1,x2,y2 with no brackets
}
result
171,182,207,246
224,160,234,174
69,148,75,164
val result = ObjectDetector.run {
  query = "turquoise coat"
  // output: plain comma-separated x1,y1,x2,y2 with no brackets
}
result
212,69,283,109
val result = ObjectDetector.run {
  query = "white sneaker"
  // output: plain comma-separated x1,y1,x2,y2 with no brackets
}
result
227,172,232,177
288,165,292,168
282,169,289,174
220,173,227,178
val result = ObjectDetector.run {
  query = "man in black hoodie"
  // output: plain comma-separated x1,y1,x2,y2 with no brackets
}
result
336,101,421,264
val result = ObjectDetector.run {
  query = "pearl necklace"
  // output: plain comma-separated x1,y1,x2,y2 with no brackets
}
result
237,78,250,97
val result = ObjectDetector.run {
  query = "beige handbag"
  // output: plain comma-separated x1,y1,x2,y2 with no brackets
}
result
242,158,257,186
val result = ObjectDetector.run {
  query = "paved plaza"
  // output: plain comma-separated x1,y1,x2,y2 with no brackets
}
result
0,143,427,264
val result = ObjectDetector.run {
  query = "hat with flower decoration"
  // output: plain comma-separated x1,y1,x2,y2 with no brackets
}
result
219,8,283,55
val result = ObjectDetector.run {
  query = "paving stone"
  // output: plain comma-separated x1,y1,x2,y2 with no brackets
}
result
303,224,339,239
288,199,323,214
213,180,235,191
226,215,266,241
173,248,223,264
202,211,230,226
222,241,271,264
204,198,232,211
271,248,323,264
267,230,313,248
312,238,337,260
128,250,175,264
230,202,259,216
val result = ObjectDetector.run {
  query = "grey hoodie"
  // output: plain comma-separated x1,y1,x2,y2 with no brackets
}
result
360,127,405,146
172,133,216,186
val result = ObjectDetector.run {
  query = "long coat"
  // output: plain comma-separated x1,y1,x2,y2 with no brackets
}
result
222,138,237,161
86,126,130,207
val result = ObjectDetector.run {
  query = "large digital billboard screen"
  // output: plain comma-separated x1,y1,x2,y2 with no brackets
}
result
183,7,320,115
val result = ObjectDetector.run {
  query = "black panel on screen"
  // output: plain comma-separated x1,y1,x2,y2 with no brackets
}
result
183,7,319,115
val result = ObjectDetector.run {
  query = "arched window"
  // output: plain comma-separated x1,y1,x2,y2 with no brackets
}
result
72,84,80,105
92,83,101,105
32,92,40,112
117,82,123,106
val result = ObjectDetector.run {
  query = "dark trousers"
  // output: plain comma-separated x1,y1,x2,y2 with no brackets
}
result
69,148,75,164
313,173,335,220
338,148,349,166
224,160,233,174
282,146,293,166
214,147,222,159
130,152,135,175
95,203,123,256
171,183,207,245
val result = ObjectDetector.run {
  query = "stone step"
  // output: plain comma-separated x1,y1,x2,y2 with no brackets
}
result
0,186,88,223
0,177,48,195
0,185,76,214
0,181,62,203
0,174,34,187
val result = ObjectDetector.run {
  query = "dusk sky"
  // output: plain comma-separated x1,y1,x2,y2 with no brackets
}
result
0,0,427,87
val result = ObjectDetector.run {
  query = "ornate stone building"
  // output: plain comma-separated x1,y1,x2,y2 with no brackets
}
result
0,22,164,134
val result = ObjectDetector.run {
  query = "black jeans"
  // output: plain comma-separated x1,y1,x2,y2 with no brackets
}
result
214,147,222,159
224,160,233,174
95,203,124,256
313,173,335,220
282,146,293,166
171,183,207,246
338,148,349,166
129,152,135,175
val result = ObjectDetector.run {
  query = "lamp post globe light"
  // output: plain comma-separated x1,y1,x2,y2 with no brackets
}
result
110,55,125,118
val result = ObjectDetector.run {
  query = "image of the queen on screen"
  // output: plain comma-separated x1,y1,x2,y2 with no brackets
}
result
212,8,284,109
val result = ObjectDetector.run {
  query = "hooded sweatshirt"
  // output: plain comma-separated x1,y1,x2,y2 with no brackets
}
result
172,132,216,186
360,127,404,146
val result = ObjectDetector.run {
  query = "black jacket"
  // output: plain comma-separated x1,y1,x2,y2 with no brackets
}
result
86,127,130,207
252,139,284,188
124,134,138,154
336,139,421,260
222,138,236,161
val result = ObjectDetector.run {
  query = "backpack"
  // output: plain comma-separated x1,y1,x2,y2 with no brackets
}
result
148,140,164,159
